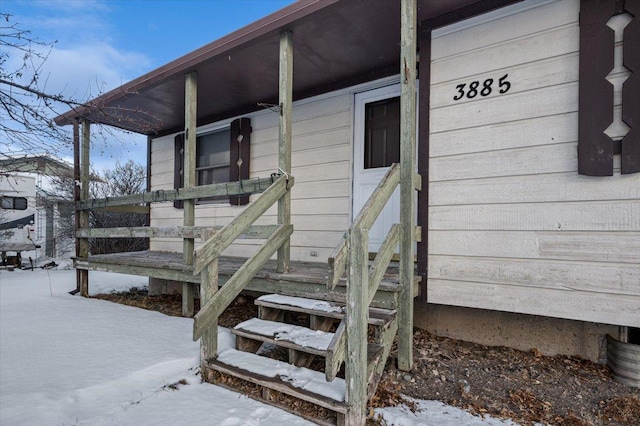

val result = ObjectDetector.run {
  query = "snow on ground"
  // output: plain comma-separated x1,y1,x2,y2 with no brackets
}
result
0,267,519,425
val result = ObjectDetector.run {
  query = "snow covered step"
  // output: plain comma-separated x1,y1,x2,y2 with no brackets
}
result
233,318,333,356
212,348,348,414
256,294,396,326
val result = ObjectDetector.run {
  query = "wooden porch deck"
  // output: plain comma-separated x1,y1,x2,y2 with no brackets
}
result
75,251,415,310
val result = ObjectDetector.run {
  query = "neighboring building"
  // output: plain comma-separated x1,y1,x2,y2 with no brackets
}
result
55,0,639,363
1,156,76,262
0,174,39,266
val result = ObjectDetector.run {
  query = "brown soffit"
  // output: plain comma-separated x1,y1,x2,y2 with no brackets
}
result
54,0,342,128
54,0,520,137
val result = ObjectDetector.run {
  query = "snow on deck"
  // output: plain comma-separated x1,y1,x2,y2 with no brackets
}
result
235,318,334,350
257,294,344,313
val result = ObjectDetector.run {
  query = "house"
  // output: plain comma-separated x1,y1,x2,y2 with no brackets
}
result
55,0,640,422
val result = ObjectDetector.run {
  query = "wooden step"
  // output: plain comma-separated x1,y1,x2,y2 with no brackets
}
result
255,294,396,326
233,318,385,369
233,318,333,356
211,348,348,413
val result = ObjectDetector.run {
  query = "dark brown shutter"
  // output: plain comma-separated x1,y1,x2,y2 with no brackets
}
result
579,0,640,175
621,0,639,174
229,118,252,205
174,133,185,209
578,0,616,176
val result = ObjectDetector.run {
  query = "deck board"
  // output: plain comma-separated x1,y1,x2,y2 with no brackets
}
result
75,251,409,309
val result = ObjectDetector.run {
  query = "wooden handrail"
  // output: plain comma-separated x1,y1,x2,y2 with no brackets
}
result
76,225,279,240
327,163,400,289
77,176,278,210
324,224,400,381
193,224,293,340
193,175,293,275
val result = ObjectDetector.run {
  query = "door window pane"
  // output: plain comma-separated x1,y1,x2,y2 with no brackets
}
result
364,96,400,169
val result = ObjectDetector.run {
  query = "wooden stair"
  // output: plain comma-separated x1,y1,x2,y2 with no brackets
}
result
202,294,398,425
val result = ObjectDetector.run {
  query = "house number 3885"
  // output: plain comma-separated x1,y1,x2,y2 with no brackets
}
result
453,74,511,101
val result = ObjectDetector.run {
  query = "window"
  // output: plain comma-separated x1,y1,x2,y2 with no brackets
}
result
364,96,400,169
196,129,230,203
174,117,251,207
1,196,28,210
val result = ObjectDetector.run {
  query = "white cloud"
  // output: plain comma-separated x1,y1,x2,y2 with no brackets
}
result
42,43,151,100
3,0,150,168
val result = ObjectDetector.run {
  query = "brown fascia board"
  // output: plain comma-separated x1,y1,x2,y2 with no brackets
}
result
54,0,344,127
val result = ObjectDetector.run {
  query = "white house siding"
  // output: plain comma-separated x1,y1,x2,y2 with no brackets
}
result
427,0,640,327
149,91,352,262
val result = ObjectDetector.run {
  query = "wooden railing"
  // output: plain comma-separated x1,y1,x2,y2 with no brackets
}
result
327,163,400,290
325,163,401,387
191,174,294,361
76,176,278,211
74,174,291,317
77,173,294,361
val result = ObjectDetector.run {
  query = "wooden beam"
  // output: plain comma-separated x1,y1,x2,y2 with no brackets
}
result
368,224,400,303
77,177,276,210
344,227,368,425
76,224,279,240
326,234,348,290
75,259,200,283
78,119,90,297
277,31,293,274
325,320,346,381
353,162,400,231
73,119,81,294
398,0,417,372
192,175,292,275
200,230,219,363
183,71,197,264
182,71,197,317
193,225,293,340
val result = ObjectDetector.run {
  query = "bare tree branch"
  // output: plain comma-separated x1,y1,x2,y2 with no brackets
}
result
0,13,164,175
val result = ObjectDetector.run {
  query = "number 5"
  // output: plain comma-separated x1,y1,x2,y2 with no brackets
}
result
499,74,511,94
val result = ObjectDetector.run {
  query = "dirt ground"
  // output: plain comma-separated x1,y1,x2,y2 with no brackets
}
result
94,289,640,426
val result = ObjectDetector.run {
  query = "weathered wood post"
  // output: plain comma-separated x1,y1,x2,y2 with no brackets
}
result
77,118,90,297
345,227,369,425
200,230,218,365
277,31,293,274
183,72,197,316
398,0,417,372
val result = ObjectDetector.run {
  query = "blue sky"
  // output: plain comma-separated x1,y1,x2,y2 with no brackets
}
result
3,0,295,170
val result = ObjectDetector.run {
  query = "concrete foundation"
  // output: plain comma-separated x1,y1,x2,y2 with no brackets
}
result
148,278,618,363
414,303,618,363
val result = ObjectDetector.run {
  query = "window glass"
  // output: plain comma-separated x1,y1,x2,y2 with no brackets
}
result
364,96,400,169
196,128,230,202
1,196,28,210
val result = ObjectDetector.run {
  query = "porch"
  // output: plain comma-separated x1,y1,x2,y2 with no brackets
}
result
75,251,416,312
60,0,422,423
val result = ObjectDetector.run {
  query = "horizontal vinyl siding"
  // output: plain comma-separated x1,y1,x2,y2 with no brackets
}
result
149,91,352,262
427,0,640,327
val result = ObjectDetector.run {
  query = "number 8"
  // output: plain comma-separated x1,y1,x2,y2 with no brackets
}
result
481,79,493,96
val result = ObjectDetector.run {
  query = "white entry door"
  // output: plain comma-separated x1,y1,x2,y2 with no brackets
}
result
353,84,402,253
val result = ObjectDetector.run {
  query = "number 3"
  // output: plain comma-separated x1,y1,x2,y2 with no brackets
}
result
453,84,465,101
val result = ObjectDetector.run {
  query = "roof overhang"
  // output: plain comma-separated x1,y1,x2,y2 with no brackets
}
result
0,156,74,177
54,0,520,137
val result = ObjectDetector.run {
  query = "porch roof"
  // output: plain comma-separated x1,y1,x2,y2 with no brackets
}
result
54,0,517,137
